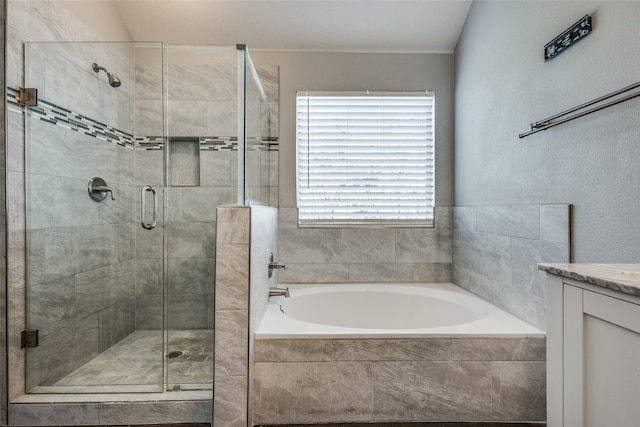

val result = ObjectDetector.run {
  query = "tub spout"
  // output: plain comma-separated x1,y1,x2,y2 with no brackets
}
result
269,286,290,298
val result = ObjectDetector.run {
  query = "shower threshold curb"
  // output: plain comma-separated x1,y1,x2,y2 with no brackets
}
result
10,389,211,403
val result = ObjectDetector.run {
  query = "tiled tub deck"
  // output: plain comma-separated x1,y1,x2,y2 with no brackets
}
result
252,337,546,424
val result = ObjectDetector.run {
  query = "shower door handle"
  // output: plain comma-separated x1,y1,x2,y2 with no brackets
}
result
141,185,158,230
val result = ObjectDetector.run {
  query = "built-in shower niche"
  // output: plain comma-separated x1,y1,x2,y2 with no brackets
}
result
169,137,200,187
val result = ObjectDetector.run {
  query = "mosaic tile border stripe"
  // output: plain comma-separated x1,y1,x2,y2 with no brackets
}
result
8,87,135,149
7,87,279,152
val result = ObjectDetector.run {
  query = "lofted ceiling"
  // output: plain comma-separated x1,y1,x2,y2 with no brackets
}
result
110,0,473,53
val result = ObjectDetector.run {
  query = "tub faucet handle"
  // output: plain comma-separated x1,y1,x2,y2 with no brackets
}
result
268,252,286,278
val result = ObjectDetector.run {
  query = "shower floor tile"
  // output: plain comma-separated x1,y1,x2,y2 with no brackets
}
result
46,329,213,393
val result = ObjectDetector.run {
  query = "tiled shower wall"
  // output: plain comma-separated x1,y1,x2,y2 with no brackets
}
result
452,204,571,330
278,207,452,283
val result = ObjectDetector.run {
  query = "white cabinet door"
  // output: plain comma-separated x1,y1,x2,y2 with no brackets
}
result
564,284,640,427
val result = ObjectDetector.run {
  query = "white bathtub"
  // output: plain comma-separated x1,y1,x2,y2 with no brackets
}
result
255,282,544,339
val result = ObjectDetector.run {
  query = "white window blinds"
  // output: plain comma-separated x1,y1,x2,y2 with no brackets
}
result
296,91,435,227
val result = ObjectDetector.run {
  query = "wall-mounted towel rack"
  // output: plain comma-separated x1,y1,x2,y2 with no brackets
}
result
519,80,640,138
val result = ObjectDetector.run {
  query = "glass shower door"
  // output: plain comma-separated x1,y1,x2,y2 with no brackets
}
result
24,42,166,393
164,45,241,391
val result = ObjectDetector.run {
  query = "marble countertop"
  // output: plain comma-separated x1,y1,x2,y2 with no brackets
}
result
539,263,640,298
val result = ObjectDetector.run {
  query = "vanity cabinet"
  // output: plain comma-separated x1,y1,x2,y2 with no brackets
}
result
545,268,640,427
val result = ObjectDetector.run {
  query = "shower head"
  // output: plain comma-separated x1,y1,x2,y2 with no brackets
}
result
92,63,121,88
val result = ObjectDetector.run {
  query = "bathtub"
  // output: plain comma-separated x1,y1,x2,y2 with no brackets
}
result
251,282,547,424
255,282,544,339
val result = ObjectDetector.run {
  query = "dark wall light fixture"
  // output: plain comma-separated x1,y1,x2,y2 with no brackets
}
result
544,15,592,62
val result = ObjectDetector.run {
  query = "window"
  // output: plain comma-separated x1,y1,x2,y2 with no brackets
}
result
296,91,435,227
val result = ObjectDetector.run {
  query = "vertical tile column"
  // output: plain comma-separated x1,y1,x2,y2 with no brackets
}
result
214,206,251,427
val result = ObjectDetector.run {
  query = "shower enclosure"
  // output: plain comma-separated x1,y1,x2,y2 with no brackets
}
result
22,42,273,393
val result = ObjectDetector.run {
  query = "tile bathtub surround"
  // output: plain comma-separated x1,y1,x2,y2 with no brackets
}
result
452,205,571,331
258,424,544,427
251,337,546,424
277,207,453,283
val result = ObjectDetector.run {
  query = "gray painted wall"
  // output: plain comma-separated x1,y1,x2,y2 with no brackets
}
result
455,1,640,262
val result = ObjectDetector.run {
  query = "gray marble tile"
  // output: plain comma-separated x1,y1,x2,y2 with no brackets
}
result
41,226,121,283
452,229,512,289
215,310,248,376
540,204,570,244
215,243,249,310
9,403,99,426
452,264,499,307
511,237,569,329
325,229,395,264
490,361,546,421
98,297,135,352
217,206,250,244
452,206,476,230
256,65,279,103
135,149,164,187
269,150,279,188
168,257,215,295
252,362,372,424
135,83,163,114
278,228,326,264
74,261,136,318
7,110,25,173
116,223,136,263
278,263,350,283
166,222,216,258
168,100,208,137
371,361,493,421
347,262,451,283
28,276,76,333
165,186,184,223
9,231,27,291
168,294,210,329
249,212,278,335
332,338,545,362
214,375,247,427
28,175,135,230
26,314,99,391
253,340,334,362
278,207,298,229
7,171,25,232
395,228,452,264
476,205,540,239
206,101,238,137
28,119,135,185
182,186,235,223
250,206,278,243
135,294,163,330
167,60,236,101
135,224,164,259
99,400,212,424
200,150,233,187
135,258,163,294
